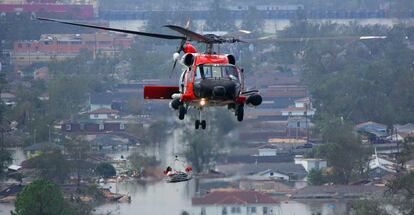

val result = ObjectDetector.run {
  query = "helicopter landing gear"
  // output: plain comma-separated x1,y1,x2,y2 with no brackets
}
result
195,120,206,130
178,105,186,120
195,110,206,130
236,104,244,122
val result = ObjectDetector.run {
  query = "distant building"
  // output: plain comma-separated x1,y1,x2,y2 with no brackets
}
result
0,3,94,19
281,97,315,117
24,142,64,158
368,150,397,178
11,33,133,69
239,179,295,195
87,108,119,120
216,162,307,180
61,120,126,133
192,190,279,215
294,156,327,173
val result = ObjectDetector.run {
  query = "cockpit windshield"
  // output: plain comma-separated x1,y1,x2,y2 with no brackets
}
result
195,64,239,81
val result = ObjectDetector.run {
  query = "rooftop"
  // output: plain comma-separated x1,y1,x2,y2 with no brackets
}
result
88,108,119,115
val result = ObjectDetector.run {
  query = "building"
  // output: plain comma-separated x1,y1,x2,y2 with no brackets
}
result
61,120,126,133
294,156,327,173
216,162,307,180
368,150,397,178
11,33,133,69
239,179,295,195
0,3,94,19
192,190,279,215
281,97,315,117
87,108,119,120
23,142,64,158
355,121,388,143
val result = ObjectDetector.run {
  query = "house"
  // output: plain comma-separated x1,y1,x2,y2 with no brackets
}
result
355,121,388,143
281,97,315,117
291,185,384,199
7,165,22,172
33,66,49,81
0,92,16,106
368,150,397,178
192,189,279,215
405,159,414,171
0,184,24,203
23,142,64,158
87,108,119,120
239,179,295,194
89,93,113,111
394,123,414,139
216,162,307,180
61,120,126,133
294,156,327,173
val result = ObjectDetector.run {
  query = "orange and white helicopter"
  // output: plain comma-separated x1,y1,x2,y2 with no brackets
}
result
38,17,263,129
37,18,386,129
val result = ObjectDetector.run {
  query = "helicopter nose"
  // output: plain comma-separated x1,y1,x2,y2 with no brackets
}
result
213,86,226,97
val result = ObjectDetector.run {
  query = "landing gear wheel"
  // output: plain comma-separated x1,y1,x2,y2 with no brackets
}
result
201,120,206,130
236,105,244,122
195,120,200,129
179,105,186,120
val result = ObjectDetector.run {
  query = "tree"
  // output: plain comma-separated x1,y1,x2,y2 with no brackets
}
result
0,150,12,177
95,163,116,178
386,172,414,215
183,108,236,173
204,0,236,31
240,7,264,34
128,152,158,174
313,115,370,184
351,199,389,215
307,169,327,185
26,150,70,184
12,180,72,215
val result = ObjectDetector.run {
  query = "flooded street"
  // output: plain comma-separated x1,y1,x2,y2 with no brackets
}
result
93,128,350,215
0,130,352,215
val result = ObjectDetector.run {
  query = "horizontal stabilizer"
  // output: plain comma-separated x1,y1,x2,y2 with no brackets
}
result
144,86,180,99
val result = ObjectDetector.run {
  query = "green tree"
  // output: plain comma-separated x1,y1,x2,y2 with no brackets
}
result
307,169,327,185
205,0,236,31
128,152,158,174
12,180,72,215
386,172,414,215
351,199,389,215
313,115,370,184
26,150,70,184
240,7,264,34
0,150,12,177
183,108,236,173
95,163,116,178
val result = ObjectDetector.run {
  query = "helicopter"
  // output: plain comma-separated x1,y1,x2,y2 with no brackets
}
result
37,17,263,130
37,18,386,130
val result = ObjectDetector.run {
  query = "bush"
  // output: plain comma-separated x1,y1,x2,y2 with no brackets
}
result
95,163,116,178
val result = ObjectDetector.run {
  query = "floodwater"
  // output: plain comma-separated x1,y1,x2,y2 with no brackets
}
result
0,130,352,215
94,128,350,215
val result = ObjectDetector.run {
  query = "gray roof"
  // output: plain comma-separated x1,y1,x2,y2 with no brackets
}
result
24,142,63,152
292,185,384,199
216,162,306,177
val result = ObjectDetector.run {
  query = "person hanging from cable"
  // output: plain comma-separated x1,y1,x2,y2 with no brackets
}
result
164,155,193,183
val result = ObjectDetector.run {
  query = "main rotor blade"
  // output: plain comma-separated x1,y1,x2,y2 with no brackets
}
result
222,29,252,38
37,17,186,40
247,35,387,43
164,25,213,43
